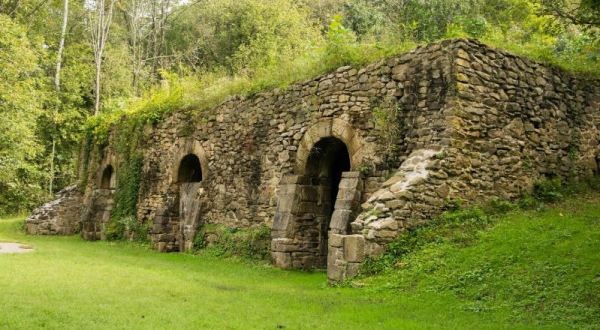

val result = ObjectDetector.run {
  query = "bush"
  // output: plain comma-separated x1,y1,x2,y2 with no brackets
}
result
534,178,563,203
193,224,271,260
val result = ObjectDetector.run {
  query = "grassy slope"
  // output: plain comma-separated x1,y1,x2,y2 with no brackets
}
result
1,192,599,329
361,192,600,329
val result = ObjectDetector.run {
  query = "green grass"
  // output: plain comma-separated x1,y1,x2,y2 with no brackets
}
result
1,191,600,329
359,191,600,329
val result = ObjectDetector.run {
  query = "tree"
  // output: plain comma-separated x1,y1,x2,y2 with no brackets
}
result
47,0,70,195
0,14,46,214
89,0,117,115
118,0,151,94
166,0,322,75
540,0,600,28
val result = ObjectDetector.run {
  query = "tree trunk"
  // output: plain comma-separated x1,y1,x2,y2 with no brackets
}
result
49,0,69,195
54,0,69,91
91,0,116,116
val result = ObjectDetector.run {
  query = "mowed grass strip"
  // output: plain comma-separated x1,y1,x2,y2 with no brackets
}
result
2,190,600,329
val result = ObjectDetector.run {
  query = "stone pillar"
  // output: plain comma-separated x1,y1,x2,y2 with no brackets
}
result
329,172,363,235
271,174,300,268
327,234,366,282
271,174,330,269
179,182,204,252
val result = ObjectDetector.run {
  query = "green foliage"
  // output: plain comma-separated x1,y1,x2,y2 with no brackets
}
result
324,14,360,66
105,153,144,241
533,177,564,202
193,224,271,260
484,197,518,215
4,0,600,217
85,77,186,146
0,14,48,215
1,214,572,329
362,206,491,275
167,0,322,75
105,215,150,243
353,185,600,327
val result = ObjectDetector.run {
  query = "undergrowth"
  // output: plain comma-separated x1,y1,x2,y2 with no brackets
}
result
193,224,271,261
103,119,146,242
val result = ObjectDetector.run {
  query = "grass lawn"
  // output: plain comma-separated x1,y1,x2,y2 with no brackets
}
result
1,192,600,329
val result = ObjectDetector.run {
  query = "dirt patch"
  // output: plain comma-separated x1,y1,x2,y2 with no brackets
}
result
0,242,34,254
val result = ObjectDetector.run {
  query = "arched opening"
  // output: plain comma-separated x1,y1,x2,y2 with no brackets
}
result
306,137,351,214
100,165,115,189
168,152,205,252
304,137,351,266
177,154,203,183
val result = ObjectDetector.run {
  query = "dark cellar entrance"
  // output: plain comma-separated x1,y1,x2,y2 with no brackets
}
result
100,165,115,189
271,136,358,270
304,137,351,266
178,154,203,183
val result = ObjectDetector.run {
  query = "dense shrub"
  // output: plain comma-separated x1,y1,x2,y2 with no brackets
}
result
193,224,271,260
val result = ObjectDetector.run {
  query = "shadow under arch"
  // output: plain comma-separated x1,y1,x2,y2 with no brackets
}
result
100,164,116,189
82,153,118,241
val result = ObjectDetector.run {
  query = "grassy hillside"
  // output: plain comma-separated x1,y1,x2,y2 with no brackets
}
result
1,190,599,329
358,187,600,329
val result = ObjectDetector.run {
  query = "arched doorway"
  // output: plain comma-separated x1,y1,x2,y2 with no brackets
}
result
305,137,351,256
271,119,368,270
271,137,352,269
177,154,203,182
100,165,115,189
174,153,205,252
83,163,116,241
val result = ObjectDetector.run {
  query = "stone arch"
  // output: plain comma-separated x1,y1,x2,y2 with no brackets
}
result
305,137,351,215
100,165,115,189
83,153,118,241
271,119,366,269
177,154,203,183
171,140,209,184
295,118,364,175
156,139,209,252
96,153,118,189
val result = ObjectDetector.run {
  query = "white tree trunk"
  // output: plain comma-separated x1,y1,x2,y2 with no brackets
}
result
91,0,116,116
50,0,69,195
54,0,69,91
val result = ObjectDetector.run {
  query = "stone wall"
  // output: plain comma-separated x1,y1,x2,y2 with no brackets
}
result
25,185,82,235
77,39,457,256
28,39,599,282
328,39,600,281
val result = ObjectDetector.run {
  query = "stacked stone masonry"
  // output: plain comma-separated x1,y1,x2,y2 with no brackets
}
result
26,185,82,235
26,39,600,282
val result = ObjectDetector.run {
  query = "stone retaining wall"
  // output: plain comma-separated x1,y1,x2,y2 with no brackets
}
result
79,38,458,255
328,39,600,281
27,39,599,282
25,185,82,235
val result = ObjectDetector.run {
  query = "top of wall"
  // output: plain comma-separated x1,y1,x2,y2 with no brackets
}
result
184,38,598,117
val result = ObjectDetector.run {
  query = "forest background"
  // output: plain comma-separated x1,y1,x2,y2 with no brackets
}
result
0,0,598,215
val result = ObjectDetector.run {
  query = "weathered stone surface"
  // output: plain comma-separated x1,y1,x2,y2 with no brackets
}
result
343,235,365,262
26,185,82,235
33,38,599,283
